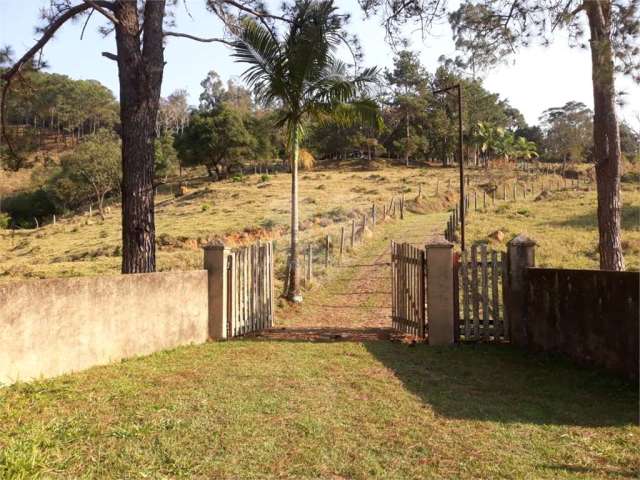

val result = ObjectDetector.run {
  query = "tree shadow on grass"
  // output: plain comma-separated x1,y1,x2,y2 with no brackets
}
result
363,341,639,427
550,203,640,230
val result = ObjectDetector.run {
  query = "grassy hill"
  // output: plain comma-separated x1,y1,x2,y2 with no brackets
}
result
1,162,638,283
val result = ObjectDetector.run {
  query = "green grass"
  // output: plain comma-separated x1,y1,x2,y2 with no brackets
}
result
0,341,637,479
461,186,640,270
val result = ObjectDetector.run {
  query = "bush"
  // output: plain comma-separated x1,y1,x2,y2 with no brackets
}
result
2,189,58,228
260,174,271,182
232,173,245,183
0,212,10,229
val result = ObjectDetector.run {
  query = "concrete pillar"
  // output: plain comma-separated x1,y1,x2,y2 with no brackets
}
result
426,238,455,346
506,234,536,346
203,244,232,340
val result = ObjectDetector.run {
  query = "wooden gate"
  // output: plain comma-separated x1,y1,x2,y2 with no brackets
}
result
227,241,274,337
457,243,508,341
391,241,426,337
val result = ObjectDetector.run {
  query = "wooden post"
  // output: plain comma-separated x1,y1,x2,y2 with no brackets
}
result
53,214,56,225
483,191,486,210
447,179,451,191
307,244,313,284
325,235,330,269
400,194,405,219
425,239,454,345
512,182,516,201
372,204,376,228
203,244,232,340
436,179,439,195
502,184,506,201
474,191,477,211
351,219,356,248
340,226,345,263
506,234,536,347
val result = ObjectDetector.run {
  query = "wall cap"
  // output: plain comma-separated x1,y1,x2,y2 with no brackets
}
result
508,234,536,247
202,242,230,251
425,236,454,249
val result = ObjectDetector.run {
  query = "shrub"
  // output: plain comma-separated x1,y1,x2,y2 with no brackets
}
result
0,213,10,229
260,174,271,182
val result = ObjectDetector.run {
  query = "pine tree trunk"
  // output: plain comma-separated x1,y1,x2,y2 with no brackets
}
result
115,0,165,273
287,126,302,302
586,1,625,271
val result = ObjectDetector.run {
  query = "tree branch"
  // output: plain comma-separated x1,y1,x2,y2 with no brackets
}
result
102,51,119,61
164,31,234,46
221,0,291,23
82,0,118,25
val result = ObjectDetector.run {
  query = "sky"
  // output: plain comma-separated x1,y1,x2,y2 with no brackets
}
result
1,0,638,128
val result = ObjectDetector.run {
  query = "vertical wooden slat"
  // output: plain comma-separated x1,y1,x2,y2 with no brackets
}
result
471,244,479,340
391,241,395,330
461,251,469,339
340,226,345,264
491,250,500,339
480,244,489,339
501,251,509,341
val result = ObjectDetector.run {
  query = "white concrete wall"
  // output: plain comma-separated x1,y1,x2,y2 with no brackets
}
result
0,271,209,385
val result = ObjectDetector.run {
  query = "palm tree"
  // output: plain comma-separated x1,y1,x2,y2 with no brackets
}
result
232,0,379,302
513,136,538,165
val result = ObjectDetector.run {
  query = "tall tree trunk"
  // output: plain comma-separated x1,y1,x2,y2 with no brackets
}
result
287,126,302,302
586,1,624,271
405,109,410,166
115,0,165,273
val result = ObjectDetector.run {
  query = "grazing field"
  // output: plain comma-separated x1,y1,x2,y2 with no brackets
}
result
461,182,640,270
1,163,638,284
1,163,459,282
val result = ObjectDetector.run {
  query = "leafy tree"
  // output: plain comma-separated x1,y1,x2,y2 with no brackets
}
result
2,0,288,273
199,70,226,112
174,107,255,179
49,130,121,219
154,132,179,180
158,89,190,135
540,101,593,172
232,0,379,302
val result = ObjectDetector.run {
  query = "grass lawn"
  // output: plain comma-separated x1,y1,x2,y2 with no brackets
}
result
460,184,640,270
1,341,637,479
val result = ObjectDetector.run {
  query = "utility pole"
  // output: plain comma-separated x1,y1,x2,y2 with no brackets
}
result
433,84,465,251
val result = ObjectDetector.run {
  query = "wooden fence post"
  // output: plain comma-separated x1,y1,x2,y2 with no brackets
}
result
483,191,486,210
307,244,313,284
506,234,536,347
474,191,477,211
340,226,345,263
400,194,405,219
512,182,516,201
325,235,330,269
351,219,356,248
372,204,376,228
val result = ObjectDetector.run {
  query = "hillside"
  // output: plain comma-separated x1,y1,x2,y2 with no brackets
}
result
2,163,638,283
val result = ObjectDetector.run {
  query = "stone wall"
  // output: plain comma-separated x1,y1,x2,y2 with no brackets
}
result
524,268,639,379
0,270,209,385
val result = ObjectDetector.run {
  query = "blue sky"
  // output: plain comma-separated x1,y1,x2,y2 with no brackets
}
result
1,0,638,128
